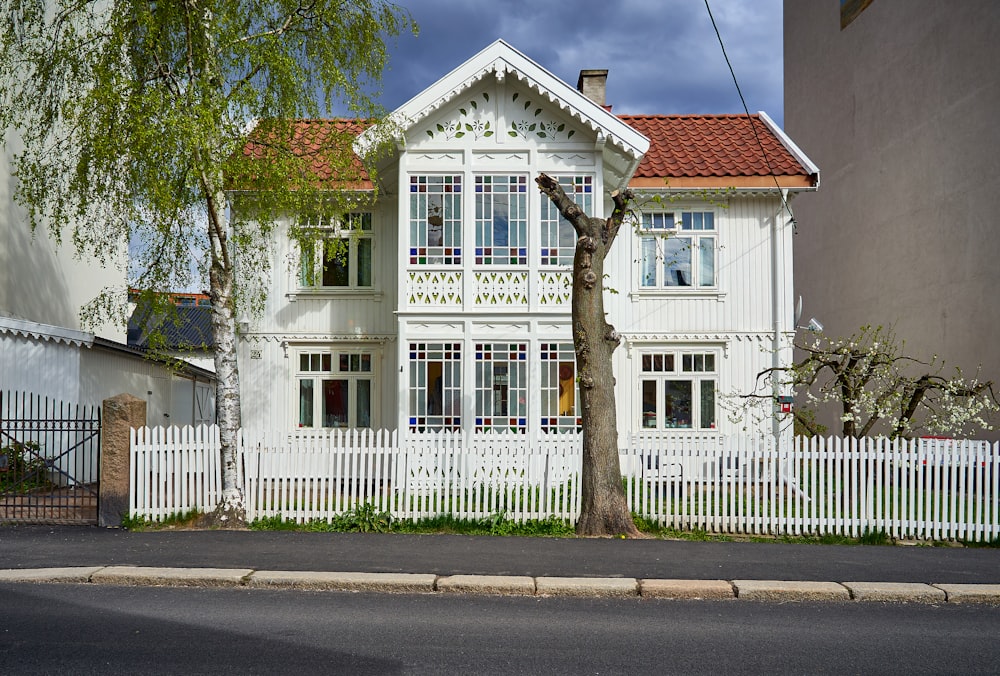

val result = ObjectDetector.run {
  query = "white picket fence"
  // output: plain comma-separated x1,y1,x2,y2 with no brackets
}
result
129,426,1000,542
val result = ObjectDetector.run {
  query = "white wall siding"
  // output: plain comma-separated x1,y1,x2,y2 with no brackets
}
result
2,135,127,342
608,195,788,336
0,332,83,402
239,336,398,433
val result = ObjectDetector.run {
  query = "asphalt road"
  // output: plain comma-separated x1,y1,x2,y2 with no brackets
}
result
2,582,999,675
1,525,998,583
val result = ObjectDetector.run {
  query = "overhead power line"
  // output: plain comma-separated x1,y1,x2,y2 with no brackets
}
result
703,0,795,225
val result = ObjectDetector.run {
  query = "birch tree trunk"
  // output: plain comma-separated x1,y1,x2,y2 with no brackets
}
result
204,185,246,526
536,173,640,537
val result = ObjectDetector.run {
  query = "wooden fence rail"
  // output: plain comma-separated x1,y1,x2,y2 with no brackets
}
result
129,427,1000,542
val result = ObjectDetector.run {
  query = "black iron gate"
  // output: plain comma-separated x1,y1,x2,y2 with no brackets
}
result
0,391,102,524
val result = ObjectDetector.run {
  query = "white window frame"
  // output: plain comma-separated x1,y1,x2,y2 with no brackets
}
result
409,174,463,266
636,210,718,292
540,342,580,433
408,341,462,432
296,212,377,296
638,348,719,431
540,174,593,267
295,347,377,429
474,342,528,433
474,175,528,266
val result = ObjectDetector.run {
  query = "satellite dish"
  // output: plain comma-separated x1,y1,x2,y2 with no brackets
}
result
794,296,803,326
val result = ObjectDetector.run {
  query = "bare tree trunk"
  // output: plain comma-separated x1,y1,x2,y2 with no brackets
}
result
536,174,640,537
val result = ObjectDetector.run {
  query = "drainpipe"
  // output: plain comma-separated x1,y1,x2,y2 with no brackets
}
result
771,189,791,442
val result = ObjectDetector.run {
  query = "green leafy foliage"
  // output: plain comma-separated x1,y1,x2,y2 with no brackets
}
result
0,441,51,493
0,0,416,324
248,508,575,537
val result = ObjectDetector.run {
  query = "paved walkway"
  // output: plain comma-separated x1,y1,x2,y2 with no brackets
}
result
1,525,998,602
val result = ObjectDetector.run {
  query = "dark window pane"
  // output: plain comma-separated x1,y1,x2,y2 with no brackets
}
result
322,240,349,286
357,238,372,287
642,380,657,428
664,381,692,428
298,380,314,427
700,380,716,430
323,379,349,427
357,380,371,428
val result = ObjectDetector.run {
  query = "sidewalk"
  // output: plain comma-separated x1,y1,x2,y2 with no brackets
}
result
1,525,998,602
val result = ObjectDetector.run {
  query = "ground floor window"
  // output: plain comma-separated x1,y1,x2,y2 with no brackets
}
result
639,350,717,430
409,342,462,431
540,342,579,432
474,343,527,432
297,350,373,428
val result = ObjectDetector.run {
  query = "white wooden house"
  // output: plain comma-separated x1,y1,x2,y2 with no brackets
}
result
237,40,818,439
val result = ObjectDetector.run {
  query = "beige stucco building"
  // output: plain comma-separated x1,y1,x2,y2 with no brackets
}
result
784,0,1000,439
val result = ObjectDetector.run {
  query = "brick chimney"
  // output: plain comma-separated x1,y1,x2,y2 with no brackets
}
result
577,69,608,108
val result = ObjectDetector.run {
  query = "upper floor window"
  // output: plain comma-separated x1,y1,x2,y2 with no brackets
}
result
410,175,462,265
299,212,373,289
640,349,717,430
639,211,716,289
541,175,592,266
475,175,528,265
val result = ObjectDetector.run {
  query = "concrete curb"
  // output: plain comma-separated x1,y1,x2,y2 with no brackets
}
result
640,579,734,600
91,566,254,587
535,576,638,597
843,582,946,603
2,567,999,604
248,571,436,593
933,583,1000,604
437,574,535,596
733,580,850,602
0,566,106,583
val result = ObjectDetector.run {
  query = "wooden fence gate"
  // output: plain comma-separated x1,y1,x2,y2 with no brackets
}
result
1,391,102,524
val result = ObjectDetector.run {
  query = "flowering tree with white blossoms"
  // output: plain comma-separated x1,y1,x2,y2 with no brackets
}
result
742,325,998,439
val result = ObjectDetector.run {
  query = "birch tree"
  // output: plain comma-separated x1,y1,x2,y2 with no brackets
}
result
0,0,415,526
536,173,640,537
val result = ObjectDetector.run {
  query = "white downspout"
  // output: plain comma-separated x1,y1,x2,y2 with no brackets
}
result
771,189,791,442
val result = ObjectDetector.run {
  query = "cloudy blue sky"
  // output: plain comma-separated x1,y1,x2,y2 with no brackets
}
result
367,0,785,126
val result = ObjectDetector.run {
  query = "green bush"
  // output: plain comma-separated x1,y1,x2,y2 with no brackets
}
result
0,441,52,493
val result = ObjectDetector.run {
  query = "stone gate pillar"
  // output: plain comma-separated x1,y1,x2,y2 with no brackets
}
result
99,393,146,527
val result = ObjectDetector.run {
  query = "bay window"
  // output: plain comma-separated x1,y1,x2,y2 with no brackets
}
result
475,175,528,265
474,343,527,432
410,175,462,265
540,175,592,266
540,342,580,432
408,342,462,431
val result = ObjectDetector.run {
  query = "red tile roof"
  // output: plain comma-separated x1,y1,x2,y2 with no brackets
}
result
620,114,815,188
237,119,373,190
236,115,814,191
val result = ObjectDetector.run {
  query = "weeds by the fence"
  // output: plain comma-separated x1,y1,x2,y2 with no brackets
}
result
246,505,575,537
121,508,204,530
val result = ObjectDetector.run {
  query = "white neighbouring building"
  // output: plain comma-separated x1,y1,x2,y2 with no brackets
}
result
236,40,818,440
1,129,216,427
